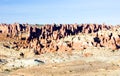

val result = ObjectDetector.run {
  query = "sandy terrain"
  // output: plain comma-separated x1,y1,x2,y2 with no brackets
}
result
1,42,120,76
10,61,120,76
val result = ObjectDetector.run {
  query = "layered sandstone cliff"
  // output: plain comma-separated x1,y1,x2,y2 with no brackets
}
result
0,23,120,55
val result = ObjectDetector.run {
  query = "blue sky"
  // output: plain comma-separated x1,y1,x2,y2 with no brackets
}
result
0,0,120,25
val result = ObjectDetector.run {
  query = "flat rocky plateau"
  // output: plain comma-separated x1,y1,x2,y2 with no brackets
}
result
0,23,120,76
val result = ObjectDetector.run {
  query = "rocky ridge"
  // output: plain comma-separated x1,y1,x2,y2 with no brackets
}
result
0,23,120,55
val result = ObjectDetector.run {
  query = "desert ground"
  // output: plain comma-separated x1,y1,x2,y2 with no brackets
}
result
0,23,120,76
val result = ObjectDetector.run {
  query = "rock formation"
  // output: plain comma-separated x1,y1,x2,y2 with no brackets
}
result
0,23,120,54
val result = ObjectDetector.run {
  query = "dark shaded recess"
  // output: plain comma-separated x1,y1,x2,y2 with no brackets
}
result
34,50,39,55
104,25,110,30
93,24,97,29
13,41,17,44
3,44,10,49
27,27,42,42
19,24,26,31
0,30,2,33
0,59,7,63
34,59,44,63
118,35,120,38
46,44,50,47
8,26,10,32
27,37,31,43
93,29,99,32
42,32,45,39
21,37,26,40
46,40,51,44
53,24,56,31
77,25,83,32
36,39,40,45
6,34,9,37
40,43,44,48
71,31,75,35
109,33,113,40
116,45,120,49
113,37,120,49
91,42,94,45
88,28,92,33
36,28,41,39
85,24,90,29
15,25,18,31
57,25,61,31
20,52,24,57
56,46,59,51
53,24,61,31
66,29,72,35
59,34,64,39
98,25,102,30
31,32,37,38
94,37,101,43
46,29,51,32
59,24,63,30
108,26,111,29
11,45,18,49
67,43,72,47
100,44,104,47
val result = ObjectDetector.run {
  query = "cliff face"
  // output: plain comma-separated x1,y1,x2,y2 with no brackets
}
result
0,23,120,54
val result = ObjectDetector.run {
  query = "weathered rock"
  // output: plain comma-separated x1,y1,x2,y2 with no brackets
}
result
0,23,120,54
